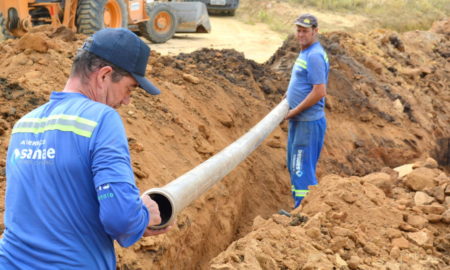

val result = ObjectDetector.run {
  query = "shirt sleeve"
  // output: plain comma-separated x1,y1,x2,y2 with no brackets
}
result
307,53,327,85
90,109,135,187
97,182,150,247
90,109,147,247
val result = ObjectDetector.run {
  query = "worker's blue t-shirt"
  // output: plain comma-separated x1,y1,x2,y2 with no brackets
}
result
287,41,329,121
0,92,148,269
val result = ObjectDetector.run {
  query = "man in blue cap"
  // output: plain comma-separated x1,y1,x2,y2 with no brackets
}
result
0,28,170,269
285,14,329,208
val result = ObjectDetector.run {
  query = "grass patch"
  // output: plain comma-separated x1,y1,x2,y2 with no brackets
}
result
237,0,449,34
289,0,449,32
236,2,292,37
289,0,366,10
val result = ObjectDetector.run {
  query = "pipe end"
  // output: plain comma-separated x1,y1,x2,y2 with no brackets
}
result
141,188,175,229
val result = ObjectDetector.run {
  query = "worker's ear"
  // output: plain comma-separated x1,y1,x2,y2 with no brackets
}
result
98,66,113,81
95,66,113,88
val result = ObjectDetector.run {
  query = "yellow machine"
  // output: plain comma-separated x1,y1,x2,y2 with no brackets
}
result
0,0,211,43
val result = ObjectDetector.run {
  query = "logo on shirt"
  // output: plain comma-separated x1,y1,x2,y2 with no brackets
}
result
9,140,56,165
13,148,56,160
97,184,110,191
97,184,114,201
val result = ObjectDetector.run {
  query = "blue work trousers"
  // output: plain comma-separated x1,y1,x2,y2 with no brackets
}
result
287,117,326,208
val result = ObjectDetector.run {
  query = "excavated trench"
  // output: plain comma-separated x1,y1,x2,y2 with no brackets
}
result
435,138,450,168
119,23,449,268
0,19,449,269
122,23,449,269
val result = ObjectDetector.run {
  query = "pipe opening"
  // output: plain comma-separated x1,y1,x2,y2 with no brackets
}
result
147,192,173,227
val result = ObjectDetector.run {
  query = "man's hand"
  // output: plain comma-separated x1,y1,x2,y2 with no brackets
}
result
141,195,173,236
143,226,171,236
284,109,297,120
143,223,173,236
142,195,161,226
285,83,326,121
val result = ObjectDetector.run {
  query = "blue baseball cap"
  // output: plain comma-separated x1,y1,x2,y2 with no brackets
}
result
82,28,160,95
295,14,318,28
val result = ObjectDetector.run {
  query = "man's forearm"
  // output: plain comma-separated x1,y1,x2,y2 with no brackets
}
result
286,84,326,119
97,182,150,247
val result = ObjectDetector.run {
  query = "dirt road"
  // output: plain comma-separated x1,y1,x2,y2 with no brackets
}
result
147,16,285,63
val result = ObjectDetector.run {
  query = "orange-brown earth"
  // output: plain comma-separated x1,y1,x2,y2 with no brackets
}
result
0,19,448,269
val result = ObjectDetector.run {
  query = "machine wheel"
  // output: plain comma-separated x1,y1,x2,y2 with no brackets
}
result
76,0,128,35
139,4,177,44
0,12,13,41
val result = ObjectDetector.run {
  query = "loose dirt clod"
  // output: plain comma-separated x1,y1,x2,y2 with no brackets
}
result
211,162,450,269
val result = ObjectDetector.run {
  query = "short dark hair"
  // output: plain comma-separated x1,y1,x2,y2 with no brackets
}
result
71,37,130,84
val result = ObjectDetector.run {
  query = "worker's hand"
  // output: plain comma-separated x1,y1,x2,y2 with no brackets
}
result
142,195,162,226
141,195,173,237
284,109,296,120
143,222,174,237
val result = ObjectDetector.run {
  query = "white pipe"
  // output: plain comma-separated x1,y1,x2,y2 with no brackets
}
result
142,99,289,229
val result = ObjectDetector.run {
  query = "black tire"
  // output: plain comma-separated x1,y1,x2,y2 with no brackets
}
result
139,4,177,44
0,12,13,41
76,0,128,35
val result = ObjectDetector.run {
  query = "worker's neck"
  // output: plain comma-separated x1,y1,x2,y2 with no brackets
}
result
301,39,317,50
63,76,94,100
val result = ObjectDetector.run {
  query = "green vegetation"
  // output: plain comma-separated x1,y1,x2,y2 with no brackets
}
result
256,10,288,33
237,0,449,34
290,0,366,10
290,0,449,32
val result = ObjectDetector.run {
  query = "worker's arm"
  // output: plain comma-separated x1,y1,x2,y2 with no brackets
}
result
285,83,326,120
285,52,327,120
91,110,169,247
96,182,165,247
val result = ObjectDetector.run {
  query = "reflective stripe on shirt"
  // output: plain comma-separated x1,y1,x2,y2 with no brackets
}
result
12,115,98,138
295,59,307,69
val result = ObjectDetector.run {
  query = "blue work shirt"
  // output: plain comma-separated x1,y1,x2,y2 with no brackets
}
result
0,92,149,269
287,41,329,121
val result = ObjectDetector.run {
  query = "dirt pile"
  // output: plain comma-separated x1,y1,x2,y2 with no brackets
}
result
0,18,448,269
211,160,450,269
174,48,285,97
268,19,450,177
210,19,450,269
0,26,291,269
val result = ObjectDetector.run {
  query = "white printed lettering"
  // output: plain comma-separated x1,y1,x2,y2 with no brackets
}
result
13,148,56,160
32,149,42,159
47,148,55,159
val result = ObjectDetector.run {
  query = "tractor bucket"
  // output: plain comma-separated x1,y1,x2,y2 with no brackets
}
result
166,2,211,33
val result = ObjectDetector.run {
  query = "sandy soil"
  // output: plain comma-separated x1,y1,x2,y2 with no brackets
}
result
0,13,449,270
147,4,370,64
147,16,285,63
